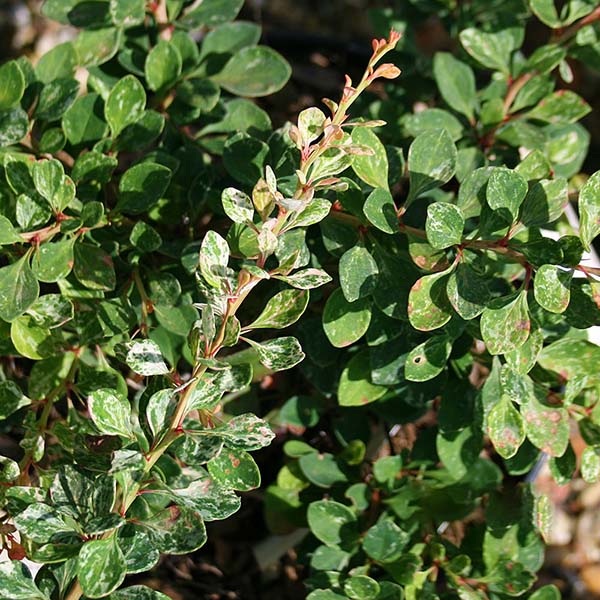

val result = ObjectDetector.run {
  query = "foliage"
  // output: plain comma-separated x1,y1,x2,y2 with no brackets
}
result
0,0,600,599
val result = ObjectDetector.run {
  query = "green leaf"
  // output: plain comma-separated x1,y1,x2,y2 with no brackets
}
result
145,41,182,91
125,340,170,376
534,265,572,313
0,561,48,600
88,389,133,438
405,335,452,382
487,396,525,459
522,386,569,456
105,75,146,137
0,216,22,245
351,126,389,190
0,255,39,322
247,289,308,329
199,230,230,288
109,0,146,27
299,451,348,487
526,44,566,74
73,243,116,291
323,289,371,347
459,27,523,74
404,107,464,142
581,446,600,483
480,292,530,355
117,162,172,214
35,42,77,83
72,151,117,184
338,350,387,406
0,61,25,111
526,90,591,124
130,221,162,253
74,27,121,67
549,443,576,485
363,519,410,563
13,503,74,543
339,246,379,302
446,262,490,320
222,187,254,223
245,336,305,371
486,167,528,222
408,269,453,332
0,107,28,146
407,130,457,205
432,52,477,121
223,132,269,186
505,324,543,374
180,0,244,28
529,0,563,27
579,171,600,251
10,314,60,359
520,177,568,226
530,585,561,600
344,575,380,600
77,537,127,598
34,78,80,122
307,500,359,547
212,46,291,97
364,188,397,234
63,94,109,146
199,21,261,60
275,268,332,289
426,202,464,249
207,447,260,491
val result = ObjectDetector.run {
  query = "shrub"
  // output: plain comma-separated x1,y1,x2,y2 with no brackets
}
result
0,1,600,599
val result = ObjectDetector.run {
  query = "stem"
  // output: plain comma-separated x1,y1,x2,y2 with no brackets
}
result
64,580,83,600
553,5,600,45
503,72,534,113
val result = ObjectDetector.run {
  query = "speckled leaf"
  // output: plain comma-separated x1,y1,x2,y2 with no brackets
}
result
109,0,146,27
459,27,523,74
486,168,528,222
207,447,260,491
351,126,389,191
425,202,464,249
338,350,386,406
247,289,308,329
405,335,452,382
298,107,326,144
520,177,568,227
105,75,146,137
208,413,275,451
581,447,600,483
407,130,457,204
505,324,543,374
144,504,207,554
535,494,552,542
146,389,175,440
344,575,380,600
363,519,410,563
73,243,116,291
539,338,600,381
0,381,31,419
408,269,453,332
275,268,332,289
109,586,172,600
89,389,133,438
32,238,75,283
534,265,572,313
364,188,397,233
222,187,254,223
117,527,160,575
199,230,230,289
0,561,48,600
446,262,490,320
0,215,21,245
339,245,379,302
246,336,304,371
480,292,530,355
526,90,591,124
0,255,39,322
323,289,371,347
579,171,600,251
307,500,359,547
77,537,126,598
487,396,525,459
0,107,28,146
522,386,569,456
125,340,170,376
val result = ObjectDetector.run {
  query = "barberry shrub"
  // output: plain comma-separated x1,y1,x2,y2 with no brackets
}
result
0,1,600,600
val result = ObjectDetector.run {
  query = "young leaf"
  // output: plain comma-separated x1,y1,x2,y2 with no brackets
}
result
534,265,572,313
125,340,170,376
208,413,275,451
480,292,530,355
298,107,326,145
0,255,39,322
487,396,525,459
408,269,453,332
88,389,133,438
222,187,254,223
77,537,127,598
432,52,477,121
407,130,457,205
207,448,260,491
247,289,309,329
199,230,230,288
425,202,464,249
245,336,305,371
339,246,379,302
275,268,332,289
351,127,389,191
579,171,600,251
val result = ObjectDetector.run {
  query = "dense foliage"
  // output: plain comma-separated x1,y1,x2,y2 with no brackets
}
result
1,0,600,599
